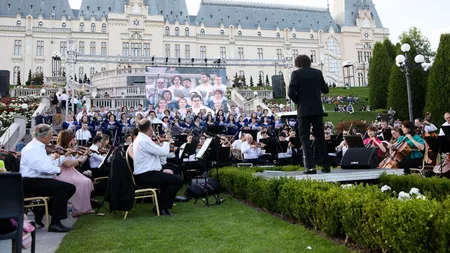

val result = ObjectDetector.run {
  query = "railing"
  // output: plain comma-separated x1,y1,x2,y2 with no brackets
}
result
0,116,27,151
45,77,66,83
91,98,147,110
91,68,147,81
95,86,146,97
243,98,272,115
0,25,26,32
238,90,273,99
231,89,246,110
30,97,51,131
10,88,59,97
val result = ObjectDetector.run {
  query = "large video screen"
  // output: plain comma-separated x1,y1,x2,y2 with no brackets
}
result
145,67,228,114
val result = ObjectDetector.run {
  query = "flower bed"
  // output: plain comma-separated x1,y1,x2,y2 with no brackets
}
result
0,96,40,133
211,167,450,253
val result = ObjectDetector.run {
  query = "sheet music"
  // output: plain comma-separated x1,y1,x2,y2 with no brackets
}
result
196,138,212,159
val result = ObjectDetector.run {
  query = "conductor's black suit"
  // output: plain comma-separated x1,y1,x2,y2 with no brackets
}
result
288,67,330,170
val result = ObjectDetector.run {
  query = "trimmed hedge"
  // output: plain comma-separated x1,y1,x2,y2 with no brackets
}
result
213,167,450,253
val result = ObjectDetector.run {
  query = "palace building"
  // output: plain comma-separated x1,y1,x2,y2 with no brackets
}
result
0,0,388,87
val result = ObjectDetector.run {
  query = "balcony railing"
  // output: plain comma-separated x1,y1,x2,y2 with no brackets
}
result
10,88,59,97
91,98,147,110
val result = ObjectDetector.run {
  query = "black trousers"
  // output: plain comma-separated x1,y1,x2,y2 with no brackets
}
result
135,171,183,210
399,158,422,174
298,115,330,169
22,178,76,224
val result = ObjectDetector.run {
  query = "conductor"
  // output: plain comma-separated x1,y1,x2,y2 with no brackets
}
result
288,55,330,174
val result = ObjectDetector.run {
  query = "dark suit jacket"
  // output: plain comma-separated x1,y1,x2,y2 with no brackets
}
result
288,67,329,118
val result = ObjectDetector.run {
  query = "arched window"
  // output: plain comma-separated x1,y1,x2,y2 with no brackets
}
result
36,67,43,74
91,23,95,32
175,27,179,36
101,67,106,72
220,30,224,35
165,26,170,36
259,71,264,79
60,67,66,76
257,31,261,37
237,31,242,36
327,36,341,55
79,67,84,79
358,73,364,87
79,22,85,32
325,36,343,83
38,21,43,27
16,20,21,26
185,27,189,36
101,23,106,33
276,32,280,38
200,29,205,35
13,66,20,84
62,22,66,28
238,70,244,77
90,67,95,77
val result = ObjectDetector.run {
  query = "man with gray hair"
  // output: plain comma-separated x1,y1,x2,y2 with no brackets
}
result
20,124,76,232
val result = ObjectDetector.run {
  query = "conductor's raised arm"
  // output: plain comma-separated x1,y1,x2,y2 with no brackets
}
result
288,71,299,104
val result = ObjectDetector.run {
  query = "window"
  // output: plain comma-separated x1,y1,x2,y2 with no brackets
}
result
257,31,261,37
101,67,106,72
79,22,84,32
79,41,85,54
328,37,341,55
259,71,264,80
311,50,316,63
13,66,20,84
60,41,67,56
276,32,280,38
257,48,263,60
239,70,244,77
358,73,364,87
358,51,363,63
237,31,242,36
276,49,283,60
101,42,107,56
200,29,205,35
36,40,44,56
165,44,170,58
175,27,180,36
174,44,180,58
238,47,244,60
101,23,106,33
363,52,371,63
122,42,129,56
14,40,22,55
16,20,21,26
91,23,95,32
220,47,226,59
90,42,96,55
185,44,190,58
38,21,43,27
143,43,150,57
200,46,206,59
131,43,142,56
79,67,84,79
292,49,298,59
61,22,66,28
220,30,224,35
36,67,43,74
165,26,170,36
185,27,189,36
90,67,95,77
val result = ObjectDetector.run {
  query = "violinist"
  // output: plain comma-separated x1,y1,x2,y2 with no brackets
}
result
422,112,438,134
54,130,94,217
241,134,267,165
277,133,293,165
363,126,387,159
414,118,425,136
336,130,350,157
88,135,108,178
389,121,425,174
377,121,391,140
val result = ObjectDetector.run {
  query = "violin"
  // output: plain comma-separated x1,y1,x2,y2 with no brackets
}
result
250,141,264,148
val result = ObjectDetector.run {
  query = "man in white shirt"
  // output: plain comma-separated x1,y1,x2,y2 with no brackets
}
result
439,112,450,136
212,75,227,94
76,106,88,121
20,124,76,232
76,123,92,145
60,91,67,110
231,133,246,161
133,119,183,216
147,111,163,124
88,135,108,178
241,134,266,165
195,72,214,100
190,94,214,115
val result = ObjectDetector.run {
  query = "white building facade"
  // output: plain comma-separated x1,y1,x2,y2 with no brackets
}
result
0,0,388,87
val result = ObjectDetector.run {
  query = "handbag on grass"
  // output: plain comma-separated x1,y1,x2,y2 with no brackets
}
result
9,215,35,249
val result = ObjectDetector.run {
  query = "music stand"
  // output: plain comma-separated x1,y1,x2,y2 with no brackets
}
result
326,140,341,153
276,141,290,159
195,138,221,206
425,136,450,176
206,125,226,136
344,136,365,148
260,138,277,157
95,146,116,214
442,126,450,136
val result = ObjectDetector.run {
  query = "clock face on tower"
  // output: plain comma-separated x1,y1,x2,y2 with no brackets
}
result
364,32,370,38
133,19,140,26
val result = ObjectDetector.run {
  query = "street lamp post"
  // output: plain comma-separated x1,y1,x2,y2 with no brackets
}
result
395,43,425,122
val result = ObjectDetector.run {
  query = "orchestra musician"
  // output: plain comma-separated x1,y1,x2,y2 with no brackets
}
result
277,132,293,166
364,126,387,159
336,130,350,158
241,134,267,165
231,133,246,162
439,112,450,136
133,119,183,216
88,135,108,178
20,124,76,232
388,121,425,174
377,121,392,140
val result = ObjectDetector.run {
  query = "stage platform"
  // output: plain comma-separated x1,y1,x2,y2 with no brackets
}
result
255,168,405,182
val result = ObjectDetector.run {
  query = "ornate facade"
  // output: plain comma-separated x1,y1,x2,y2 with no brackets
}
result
0,0,388,87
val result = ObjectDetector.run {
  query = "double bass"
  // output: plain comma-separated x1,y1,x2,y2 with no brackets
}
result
378,140,412,168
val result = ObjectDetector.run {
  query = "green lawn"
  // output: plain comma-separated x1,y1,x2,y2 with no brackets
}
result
57,195,352,253
326,111,378,125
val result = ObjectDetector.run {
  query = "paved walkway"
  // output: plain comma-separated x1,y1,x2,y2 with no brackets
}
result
0,213,77,253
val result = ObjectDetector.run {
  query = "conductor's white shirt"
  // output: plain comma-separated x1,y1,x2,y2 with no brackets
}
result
133,132,169,175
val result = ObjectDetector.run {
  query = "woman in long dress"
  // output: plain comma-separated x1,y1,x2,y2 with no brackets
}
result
54,130,94,216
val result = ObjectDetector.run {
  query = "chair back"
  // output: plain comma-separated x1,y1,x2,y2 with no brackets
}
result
0,173,24,220
125,147,137,186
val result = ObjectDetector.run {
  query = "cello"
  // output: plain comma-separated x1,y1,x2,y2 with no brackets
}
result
378,140,412,168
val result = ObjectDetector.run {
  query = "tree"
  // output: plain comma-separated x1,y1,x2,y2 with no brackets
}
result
399,27,435,62
368,40,393,109
387,37,428,120
17,70,21,85
265,74,270,86
425,33,450,125
232,73,240,88
62,71,66,78
249,76,254,87
83,73,88,83
74,74,77,82
383,38,397,60
258,73,263,86
242,74,247,86
26,69,32,85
